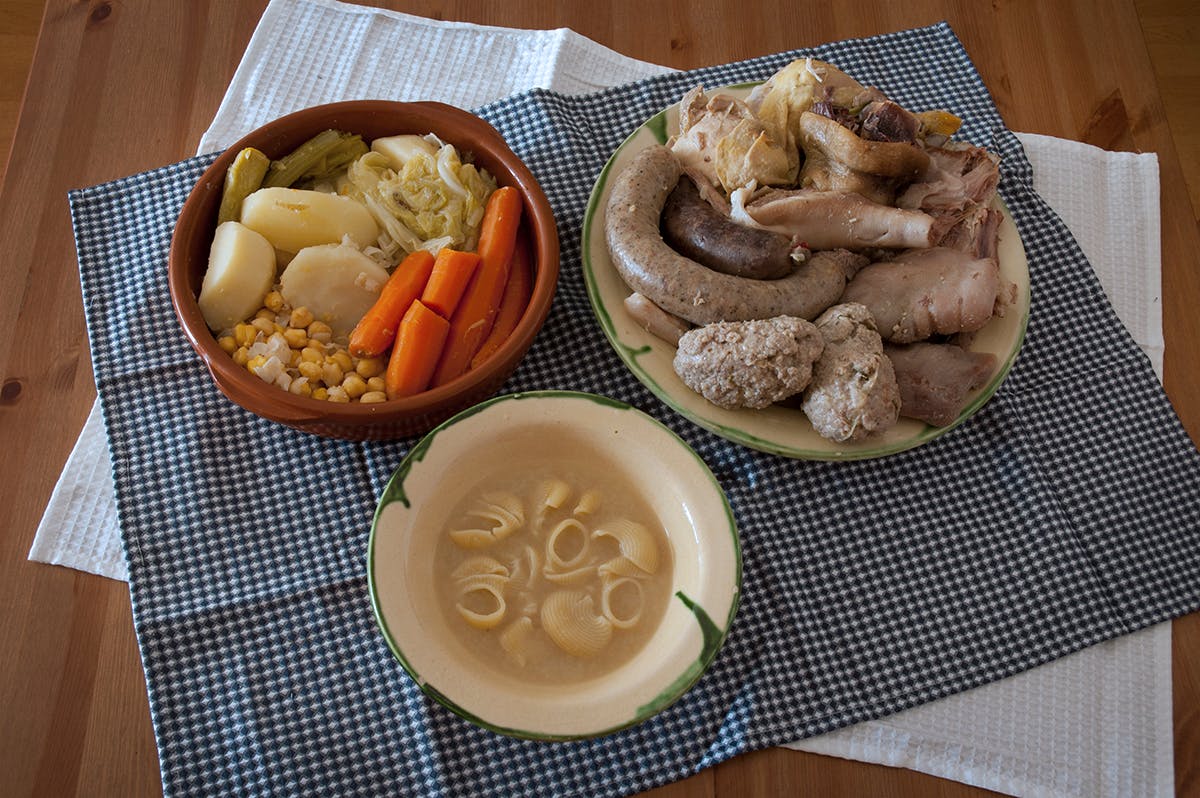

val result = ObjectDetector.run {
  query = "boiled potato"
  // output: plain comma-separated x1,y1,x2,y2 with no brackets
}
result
279,241,390,335
371,134,437,170
240,187,379,254
197,221,276,332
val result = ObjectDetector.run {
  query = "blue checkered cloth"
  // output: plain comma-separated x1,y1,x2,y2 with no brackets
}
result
69,22,1200,798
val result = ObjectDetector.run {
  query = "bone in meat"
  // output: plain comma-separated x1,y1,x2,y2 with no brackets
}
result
731,186,939,251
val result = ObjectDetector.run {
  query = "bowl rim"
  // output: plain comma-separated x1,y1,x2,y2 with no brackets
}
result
365,389,743,741
168,100,560,428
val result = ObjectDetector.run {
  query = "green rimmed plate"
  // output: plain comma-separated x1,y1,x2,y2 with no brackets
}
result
367,390,741,740
581,85,1031,460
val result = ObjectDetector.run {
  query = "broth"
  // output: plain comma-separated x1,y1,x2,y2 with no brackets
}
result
433,432,674,685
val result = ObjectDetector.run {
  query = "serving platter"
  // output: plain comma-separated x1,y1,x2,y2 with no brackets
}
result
581,84,1031,460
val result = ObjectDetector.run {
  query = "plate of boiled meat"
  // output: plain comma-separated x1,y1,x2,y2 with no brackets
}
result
582,58,1029,460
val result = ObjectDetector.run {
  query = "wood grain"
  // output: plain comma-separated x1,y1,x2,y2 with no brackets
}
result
1,2,1197,797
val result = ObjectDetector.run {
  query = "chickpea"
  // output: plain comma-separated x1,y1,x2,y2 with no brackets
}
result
289,306,314,329
307,320,333,344
322,362,345,387
355,357,385,379
283,328,308,349
297,361,323,382
342,373,368,399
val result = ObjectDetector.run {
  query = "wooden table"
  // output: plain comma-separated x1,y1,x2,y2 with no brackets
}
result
2,2,1197,795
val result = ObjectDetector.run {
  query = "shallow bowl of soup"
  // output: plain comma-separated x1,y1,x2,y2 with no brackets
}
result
367,390,741,740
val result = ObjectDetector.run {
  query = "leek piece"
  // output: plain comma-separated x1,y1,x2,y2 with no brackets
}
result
216,147,270,225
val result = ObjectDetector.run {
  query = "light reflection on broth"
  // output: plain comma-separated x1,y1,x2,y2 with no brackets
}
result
434,435,674,685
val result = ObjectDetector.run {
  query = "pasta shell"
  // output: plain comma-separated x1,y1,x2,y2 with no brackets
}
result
598,556,646,580
456,572,508,594
455,581,507,630
572,488,602,516
451,556,509,581
505,545,542,588
499,616,534,667
543,564,595,586
546,518,590,570
532,479,572,533
537,479,571,510
592,519,659,574
448,491,524,548
600,577,645,630
540,591,613,657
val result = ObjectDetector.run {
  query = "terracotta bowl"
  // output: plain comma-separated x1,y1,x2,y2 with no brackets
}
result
169,101,559,440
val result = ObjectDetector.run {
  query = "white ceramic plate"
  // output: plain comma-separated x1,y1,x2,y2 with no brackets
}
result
367,391,741,740
581,85,1031,460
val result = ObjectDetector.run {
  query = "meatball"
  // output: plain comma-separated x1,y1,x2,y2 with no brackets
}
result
673,316,824,410
802,303,901,442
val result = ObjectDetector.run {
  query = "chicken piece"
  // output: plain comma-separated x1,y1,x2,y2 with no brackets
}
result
885,342,998,427
841,248,1001,343
673,316,824,410
746,58,871,158
796,111,930,205
730,186,939,251
802,303,901,442
669,86,795,194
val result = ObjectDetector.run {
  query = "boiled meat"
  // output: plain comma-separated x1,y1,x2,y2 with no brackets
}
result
885,342,998,426
796,111,929,204
802,303,901,442
730,187,939,251
841,248,1001,343
673,316,824,410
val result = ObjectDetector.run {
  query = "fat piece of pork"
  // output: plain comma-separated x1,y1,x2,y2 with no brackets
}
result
673,316,824,410
802,303,901,442
885,342,998,426
841,248,1001,343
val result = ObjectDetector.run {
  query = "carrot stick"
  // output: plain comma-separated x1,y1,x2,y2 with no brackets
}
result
348,250,436,358
430,187,524,385
469,235,532,369
421,248,481,319
385,299,451,399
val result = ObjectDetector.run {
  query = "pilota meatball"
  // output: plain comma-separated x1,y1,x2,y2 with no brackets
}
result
673,316,824,410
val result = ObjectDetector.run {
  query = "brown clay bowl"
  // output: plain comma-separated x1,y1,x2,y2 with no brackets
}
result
169,100,559,440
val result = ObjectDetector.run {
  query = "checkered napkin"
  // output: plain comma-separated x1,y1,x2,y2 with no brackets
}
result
69,23,1200,798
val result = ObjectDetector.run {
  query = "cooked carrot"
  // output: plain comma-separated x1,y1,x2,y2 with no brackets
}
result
348,250,436,358
469,235,532,369
430,187,524,385
421,248,481,319
385,299,451,399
